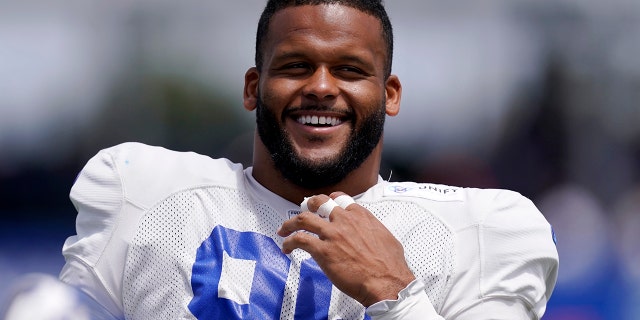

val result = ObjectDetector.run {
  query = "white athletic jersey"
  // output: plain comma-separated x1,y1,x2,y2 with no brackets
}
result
60,142,558,320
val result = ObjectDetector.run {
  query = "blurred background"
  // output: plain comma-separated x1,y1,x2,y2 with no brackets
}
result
1,0,638,318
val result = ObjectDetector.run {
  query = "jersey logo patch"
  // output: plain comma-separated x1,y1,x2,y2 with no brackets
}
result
384,183,464,202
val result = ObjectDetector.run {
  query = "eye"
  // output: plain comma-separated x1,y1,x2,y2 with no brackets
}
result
337,66,362,73
283,62,310,70
275,62,311,76
334,65,367,79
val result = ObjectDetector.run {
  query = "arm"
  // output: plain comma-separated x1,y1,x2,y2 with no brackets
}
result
453,190,559,319
436,189,558,319
278,192,443,319
277,190,559,319
366,278,444,320
59,146,127,319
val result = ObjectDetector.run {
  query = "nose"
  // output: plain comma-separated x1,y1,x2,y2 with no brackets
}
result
302,67,339,101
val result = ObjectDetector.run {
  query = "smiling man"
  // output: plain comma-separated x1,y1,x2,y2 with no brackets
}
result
59,1,558,319
246,2,399,204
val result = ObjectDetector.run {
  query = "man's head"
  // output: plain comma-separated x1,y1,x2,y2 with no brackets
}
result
255,0,394,79
244,1,401,193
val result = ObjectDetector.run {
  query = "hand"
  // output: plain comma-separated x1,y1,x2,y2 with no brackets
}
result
277,192,416,307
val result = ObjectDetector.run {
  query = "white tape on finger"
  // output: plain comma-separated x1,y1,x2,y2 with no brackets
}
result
300,197,310,212
334,195,355,209
316,199,339,218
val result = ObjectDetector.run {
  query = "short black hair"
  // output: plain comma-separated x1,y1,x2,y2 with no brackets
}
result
255,0,394,78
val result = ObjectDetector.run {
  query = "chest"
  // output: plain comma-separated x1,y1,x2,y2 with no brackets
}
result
122,188,453,319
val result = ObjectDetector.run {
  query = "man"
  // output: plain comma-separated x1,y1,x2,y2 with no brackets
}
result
59,0,559,319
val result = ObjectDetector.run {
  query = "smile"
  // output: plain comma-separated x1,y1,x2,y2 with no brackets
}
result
296,115,343,127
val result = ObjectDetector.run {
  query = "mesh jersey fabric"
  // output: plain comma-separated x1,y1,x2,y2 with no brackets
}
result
59,142,558,320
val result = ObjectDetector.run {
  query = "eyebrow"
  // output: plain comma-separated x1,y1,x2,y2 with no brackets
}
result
270,51,307,63
271,50,376,69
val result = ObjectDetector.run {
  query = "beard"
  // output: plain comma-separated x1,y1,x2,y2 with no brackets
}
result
255,97,386,190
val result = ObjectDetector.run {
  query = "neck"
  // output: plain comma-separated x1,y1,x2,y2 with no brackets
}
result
251,132,383,205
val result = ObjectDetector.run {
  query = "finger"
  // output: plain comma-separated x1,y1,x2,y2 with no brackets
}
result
281,230,323,254
300,196,311,212
300,194,340,219
333,194,355,209
277,211,326,237
316,198,339,218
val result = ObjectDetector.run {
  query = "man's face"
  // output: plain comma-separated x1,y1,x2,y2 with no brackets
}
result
254,4,394,189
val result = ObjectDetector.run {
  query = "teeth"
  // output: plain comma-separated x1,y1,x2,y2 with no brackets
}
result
297,115,343,126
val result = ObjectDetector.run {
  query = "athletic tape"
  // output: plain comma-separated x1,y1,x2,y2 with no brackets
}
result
334,195,355,209
316,199,339,218
300,197,310,212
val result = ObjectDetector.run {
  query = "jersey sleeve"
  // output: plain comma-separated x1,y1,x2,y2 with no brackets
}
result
453,189,559,319
59,145,127,319
366,278,444,320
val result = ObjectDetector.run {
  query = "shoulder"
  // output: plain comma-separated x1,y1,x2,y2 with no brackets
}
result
98,142,237,170
80,142,245,209
371,181,556,256
378,180,526,203
375,181,546,224
377,181,465,202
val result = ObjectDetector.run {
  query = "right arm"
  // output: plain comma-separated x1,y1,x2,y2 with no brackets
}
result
59,146,128,319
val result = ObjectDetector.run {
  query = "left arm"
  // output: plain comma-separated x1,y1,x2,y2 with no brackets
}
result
277,192,443,319
277,190,559,320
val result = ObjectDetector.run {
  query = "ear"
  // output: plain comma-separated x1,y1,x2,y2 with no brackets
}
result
243,67,260,111
384,75,401,116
